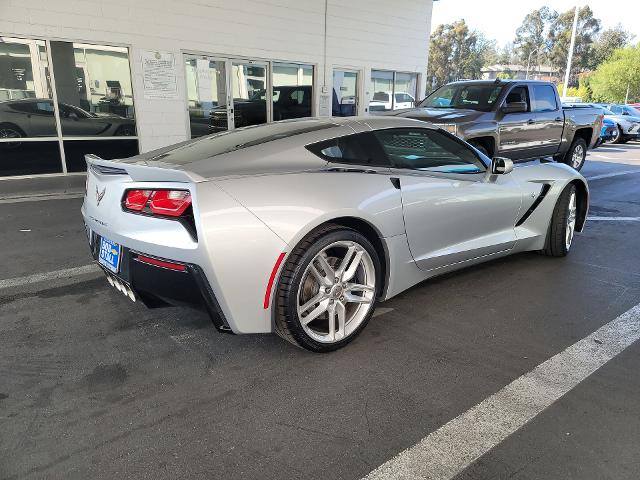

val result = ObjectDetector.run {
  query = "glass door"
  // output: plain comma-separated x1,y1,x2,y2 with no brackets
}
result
230,61,268,129
332,69,359,116
184,55,229,137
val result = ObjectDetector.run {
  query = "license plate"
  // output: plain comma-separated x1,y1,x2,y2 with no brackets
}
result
98,237,121,273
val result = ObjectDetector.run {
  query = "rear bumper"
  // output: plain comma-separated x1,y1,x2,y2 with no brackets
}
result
90,232,232,333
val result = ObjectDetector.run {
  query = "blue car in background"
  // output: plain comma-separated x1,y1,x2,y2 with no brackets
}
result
598,117,618,145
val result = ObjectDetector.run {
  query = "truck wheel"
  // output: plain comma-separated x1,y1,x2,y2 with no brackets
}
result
610,126,623,144
562,138,587,171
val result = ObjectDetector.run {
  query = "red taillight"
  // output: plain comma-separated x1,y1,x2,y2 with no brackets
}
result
148,190,192,217
125,189,152,211
136,255,187,271
123,189,191,217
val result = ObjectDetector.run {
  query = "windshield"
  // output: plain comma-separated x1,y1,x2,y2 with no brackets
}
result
420,84,504,111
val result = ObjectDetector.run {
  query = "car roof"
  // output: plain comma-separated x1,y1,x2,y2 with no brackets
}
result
446,79,551,86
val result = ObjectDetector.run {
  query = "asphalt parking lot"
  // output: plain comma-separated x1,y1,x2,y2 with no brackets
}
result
1,142,640,480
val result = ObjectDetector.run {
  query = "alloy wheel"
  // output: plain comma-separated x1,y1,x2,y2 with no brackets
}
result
565,191,577,250
0,127,22,149
296,241,376,343
571,144,584,169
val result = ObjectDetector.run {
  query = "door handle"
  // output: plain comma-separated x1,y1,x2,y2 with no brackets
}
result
527,119,535,125
554,117,562,122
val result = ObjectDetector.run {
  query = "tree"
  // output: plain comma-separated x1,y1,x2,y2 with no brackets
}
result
513,7,553,67
427,19,494,89
497,43,518,65
589,26,633,69
590,45,640,103
547,6,601,86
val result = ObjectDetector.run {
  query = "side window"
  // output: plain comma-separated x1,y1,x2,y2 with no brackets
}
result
611,105,622,114
306,132,389,167
504,86,530,111
532,85,557,112
374,128,486,173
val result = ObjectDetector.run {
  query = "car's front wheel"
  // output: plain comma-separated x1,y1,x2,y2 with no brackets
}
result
275,225,380,352
541,184,578,257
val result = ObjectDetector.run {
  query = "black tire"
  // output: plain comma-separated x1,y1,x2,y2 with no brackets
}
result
561,137,587,171
610,125,623,144
274,224,381,352
115,125,136,136
470,141,490,158
541,184,577,257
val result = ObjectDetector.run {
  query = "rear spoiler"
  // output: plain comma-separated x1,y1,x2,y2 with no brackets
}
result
85,154,206,183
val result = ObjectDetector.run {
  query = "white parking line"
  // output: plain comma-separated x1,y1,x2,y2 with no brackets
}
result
362,302,640,480
588,216,640,222
0,264,100,289
586,170,640,181
0,193,84,204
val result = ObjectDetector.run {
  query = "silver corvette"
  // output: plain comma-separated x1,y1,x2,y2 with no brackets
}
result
82,116,588,352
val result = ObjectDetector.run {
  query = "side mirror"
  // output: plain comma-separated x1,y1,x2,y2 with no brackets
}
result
501,101,527,114
491,157,514,175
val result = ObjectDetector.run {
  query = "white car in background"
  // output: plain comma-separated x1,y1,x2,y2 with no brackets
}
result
564,103,639,144
596,105,640,144
370,91,415,112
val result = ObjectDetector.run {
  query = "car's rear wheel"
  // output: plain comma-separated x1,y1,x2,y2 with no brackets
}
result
562,137,587,170
610,125,623,144
541,184,577,257
275,225,380,352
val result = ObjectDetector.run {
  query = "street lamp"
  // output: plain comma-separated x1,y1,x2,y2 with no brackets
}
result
525,47,542,80
562,5,580,98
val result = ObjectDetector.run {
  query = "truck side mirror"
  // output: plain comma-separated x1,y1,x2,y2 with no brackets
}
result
491,157,514,175
502,101,527,114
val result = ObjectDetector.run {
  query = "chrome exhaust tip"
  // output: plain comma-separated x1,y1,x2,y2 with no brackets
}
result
124,284,136,302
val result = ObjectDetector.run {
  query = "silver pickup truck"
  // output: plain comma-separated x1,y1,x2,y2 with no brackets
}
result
386,79,603,171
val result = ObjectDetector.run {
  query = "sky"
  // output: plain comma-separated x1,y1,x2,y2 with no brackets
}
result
431,0,640,48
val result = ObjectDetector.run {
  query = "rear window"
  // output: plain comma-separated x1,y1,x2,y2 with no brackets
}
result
144,120,336,165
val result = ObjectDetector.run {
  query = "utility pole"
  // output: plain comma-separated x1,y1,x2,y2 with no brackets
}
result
562,5,579,98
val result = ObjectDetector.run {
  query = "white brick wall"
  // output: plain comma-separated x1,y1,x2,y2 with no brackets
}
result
0,0,433,152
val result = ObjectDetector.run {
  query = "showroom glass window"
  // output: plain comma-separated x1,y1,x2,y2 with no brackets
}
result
185,55,228,137
0,37,138,177
50,41,138,172
0,37,62,175
272,63,313,121
369,70,417,113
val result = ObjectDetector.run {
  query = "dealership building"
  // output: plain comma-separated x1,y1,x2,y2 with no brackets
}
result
0,0,434,178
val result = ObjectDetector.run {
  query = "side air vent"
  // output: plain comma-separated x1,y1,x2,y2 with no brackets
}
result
90,164,128,175
516,183,551,227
